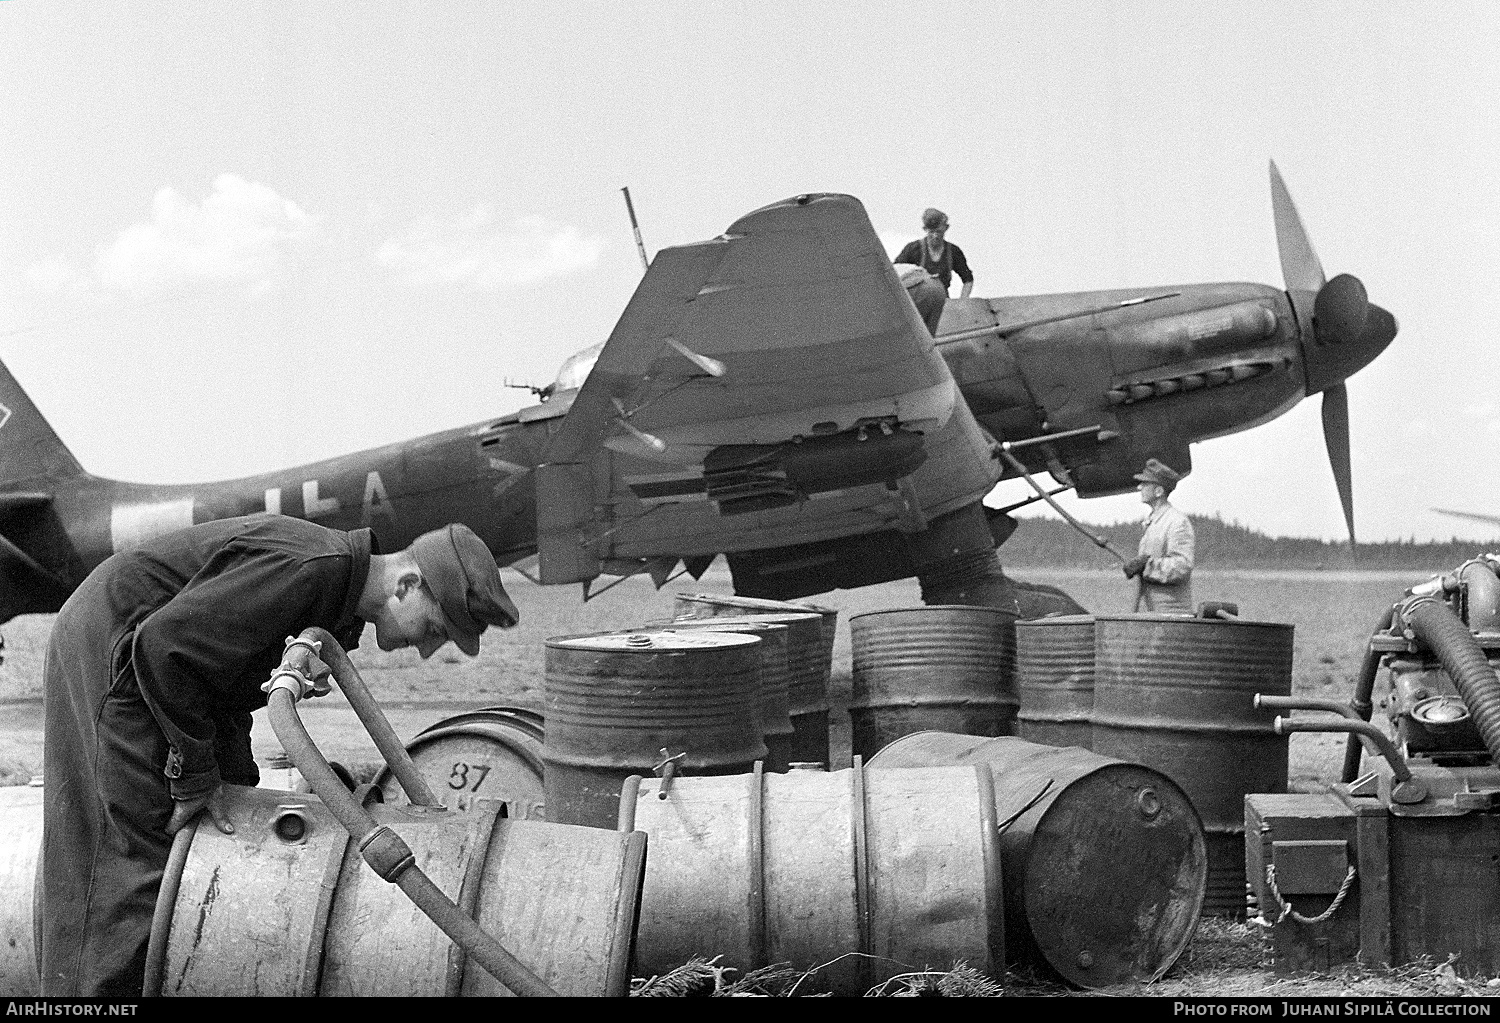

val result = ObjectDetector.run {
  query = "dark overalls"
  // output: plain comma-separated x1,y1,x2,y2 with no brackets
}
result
38,515,372,995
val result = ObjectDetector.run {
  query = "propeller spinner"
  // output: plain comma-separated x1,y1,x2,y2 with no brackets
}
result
1270,160,1398,544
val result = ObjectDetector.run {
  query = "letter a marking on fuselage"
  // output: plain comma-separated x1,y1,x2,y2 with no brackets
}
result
362,471,396,526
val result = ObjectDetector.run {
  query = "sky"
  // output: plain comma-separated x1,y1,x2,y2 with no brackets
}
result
0,1,1496,543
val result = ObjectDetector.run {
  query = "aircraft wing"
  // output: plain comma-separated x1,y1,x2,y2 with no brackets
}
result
537,193,1001,586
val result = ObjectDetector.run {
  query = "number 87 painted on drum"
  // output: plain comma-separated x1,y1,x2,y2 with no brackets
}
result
374,708,548,819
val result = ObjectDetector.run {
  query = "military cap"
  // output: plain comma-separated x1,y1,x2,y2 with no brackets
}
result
409,524,519,655
1133,458,1183,491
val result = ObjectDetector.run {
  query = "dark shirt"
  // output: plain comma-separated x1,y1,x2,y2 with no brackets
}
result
894,238,973,291
77,514,374,798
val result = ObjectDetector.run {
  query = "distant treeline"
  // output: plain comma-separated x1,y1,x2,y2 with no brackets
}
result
1001,513,1500,570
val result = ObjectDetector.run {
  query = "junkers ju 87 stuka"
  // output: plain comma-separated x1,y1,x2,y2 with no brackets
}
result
0,163,1393,625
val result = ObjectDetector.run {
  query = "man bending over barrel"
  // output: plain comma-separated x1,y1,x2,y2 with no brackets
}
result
37,515,519,996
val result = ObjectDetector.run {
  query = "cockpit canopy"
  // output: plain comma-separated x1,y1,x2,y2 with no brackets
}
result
551,342,603,395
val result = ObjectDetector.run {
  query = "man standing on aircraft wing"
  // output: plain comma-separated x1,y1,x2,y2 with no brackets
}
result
37,515,519,996
893,207,975,299
1122,458,1195,613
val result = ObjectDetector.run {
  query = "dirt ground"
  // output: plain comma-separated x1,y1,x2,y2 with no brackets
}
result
2,565,1495,997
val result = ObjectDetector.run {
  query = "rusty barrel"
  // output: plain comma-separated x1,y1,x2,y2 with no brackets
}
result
673,593,837,767
144,783,645,996
620,761,1004,996
375,706,545,820
672,591,838,667
652,618,797,772
543,631,766,828
0,785,42,996
848,605,1019,762
867,731,1206,988
1015,615,1095,749
1091,613,1292,917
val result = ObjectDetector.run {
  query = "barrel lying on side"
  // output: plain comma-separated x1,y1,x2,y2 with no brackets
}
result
620,762,1004,995
1091,613,1291,917
0,785,41,996
146,784,645,996
849,605,1019,761
376,706,545,819
867,731,1206,988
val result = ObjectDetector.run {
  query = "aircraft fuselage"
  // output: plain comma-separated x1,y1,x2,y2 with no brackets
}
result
941,281,1309,497
0,234,1395,621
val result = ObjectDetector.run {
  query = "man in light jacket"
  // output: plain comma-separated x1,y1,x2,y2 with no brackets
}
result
1121,458,1195,613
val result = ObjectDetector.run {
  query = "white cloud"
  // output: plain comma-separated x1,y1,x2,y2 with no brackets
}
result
375,207,604,290
90,174,322,298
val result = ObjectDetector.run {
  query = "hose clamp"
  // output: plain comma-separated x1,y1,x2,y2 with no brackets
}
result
1397,594,1444,633
267,635,333,699
283,635,323,658
263,668,313,700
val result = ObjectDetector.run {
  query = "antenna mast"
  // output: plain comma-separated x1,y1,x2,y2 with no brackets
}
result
620,186,649,273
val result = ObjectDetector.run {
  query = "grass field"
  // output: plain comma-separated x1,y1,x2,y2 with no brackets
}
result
0,564,1420,693
0,563,1430,779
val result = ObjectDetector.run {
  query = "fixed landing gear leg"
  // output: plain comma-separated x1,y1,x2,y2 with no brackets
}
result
907,503,1087,619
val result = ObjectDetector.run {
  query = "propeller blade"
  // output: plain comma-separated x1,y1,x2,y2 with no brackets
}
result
1270,160,1326,292
1321,382,1356,543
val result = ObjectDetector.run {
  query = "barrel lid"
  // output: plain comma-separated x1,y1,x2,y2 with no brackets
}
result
662,615,790,632
850,604,1020,623
546,631,761,651
413,706,545,742
1016,614,1095,627
1094,613,1291,631
674,610,821,628
675,591,837,618
1024,762,1206,986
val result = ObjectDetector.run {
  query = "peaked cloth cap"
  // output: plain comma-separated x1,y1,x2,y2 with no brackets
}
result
409,524,519,655
1133,458,1183,491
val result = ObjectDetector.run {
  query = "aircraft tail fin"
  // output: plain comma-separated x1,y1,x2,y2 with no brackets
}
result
0,354,85,484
